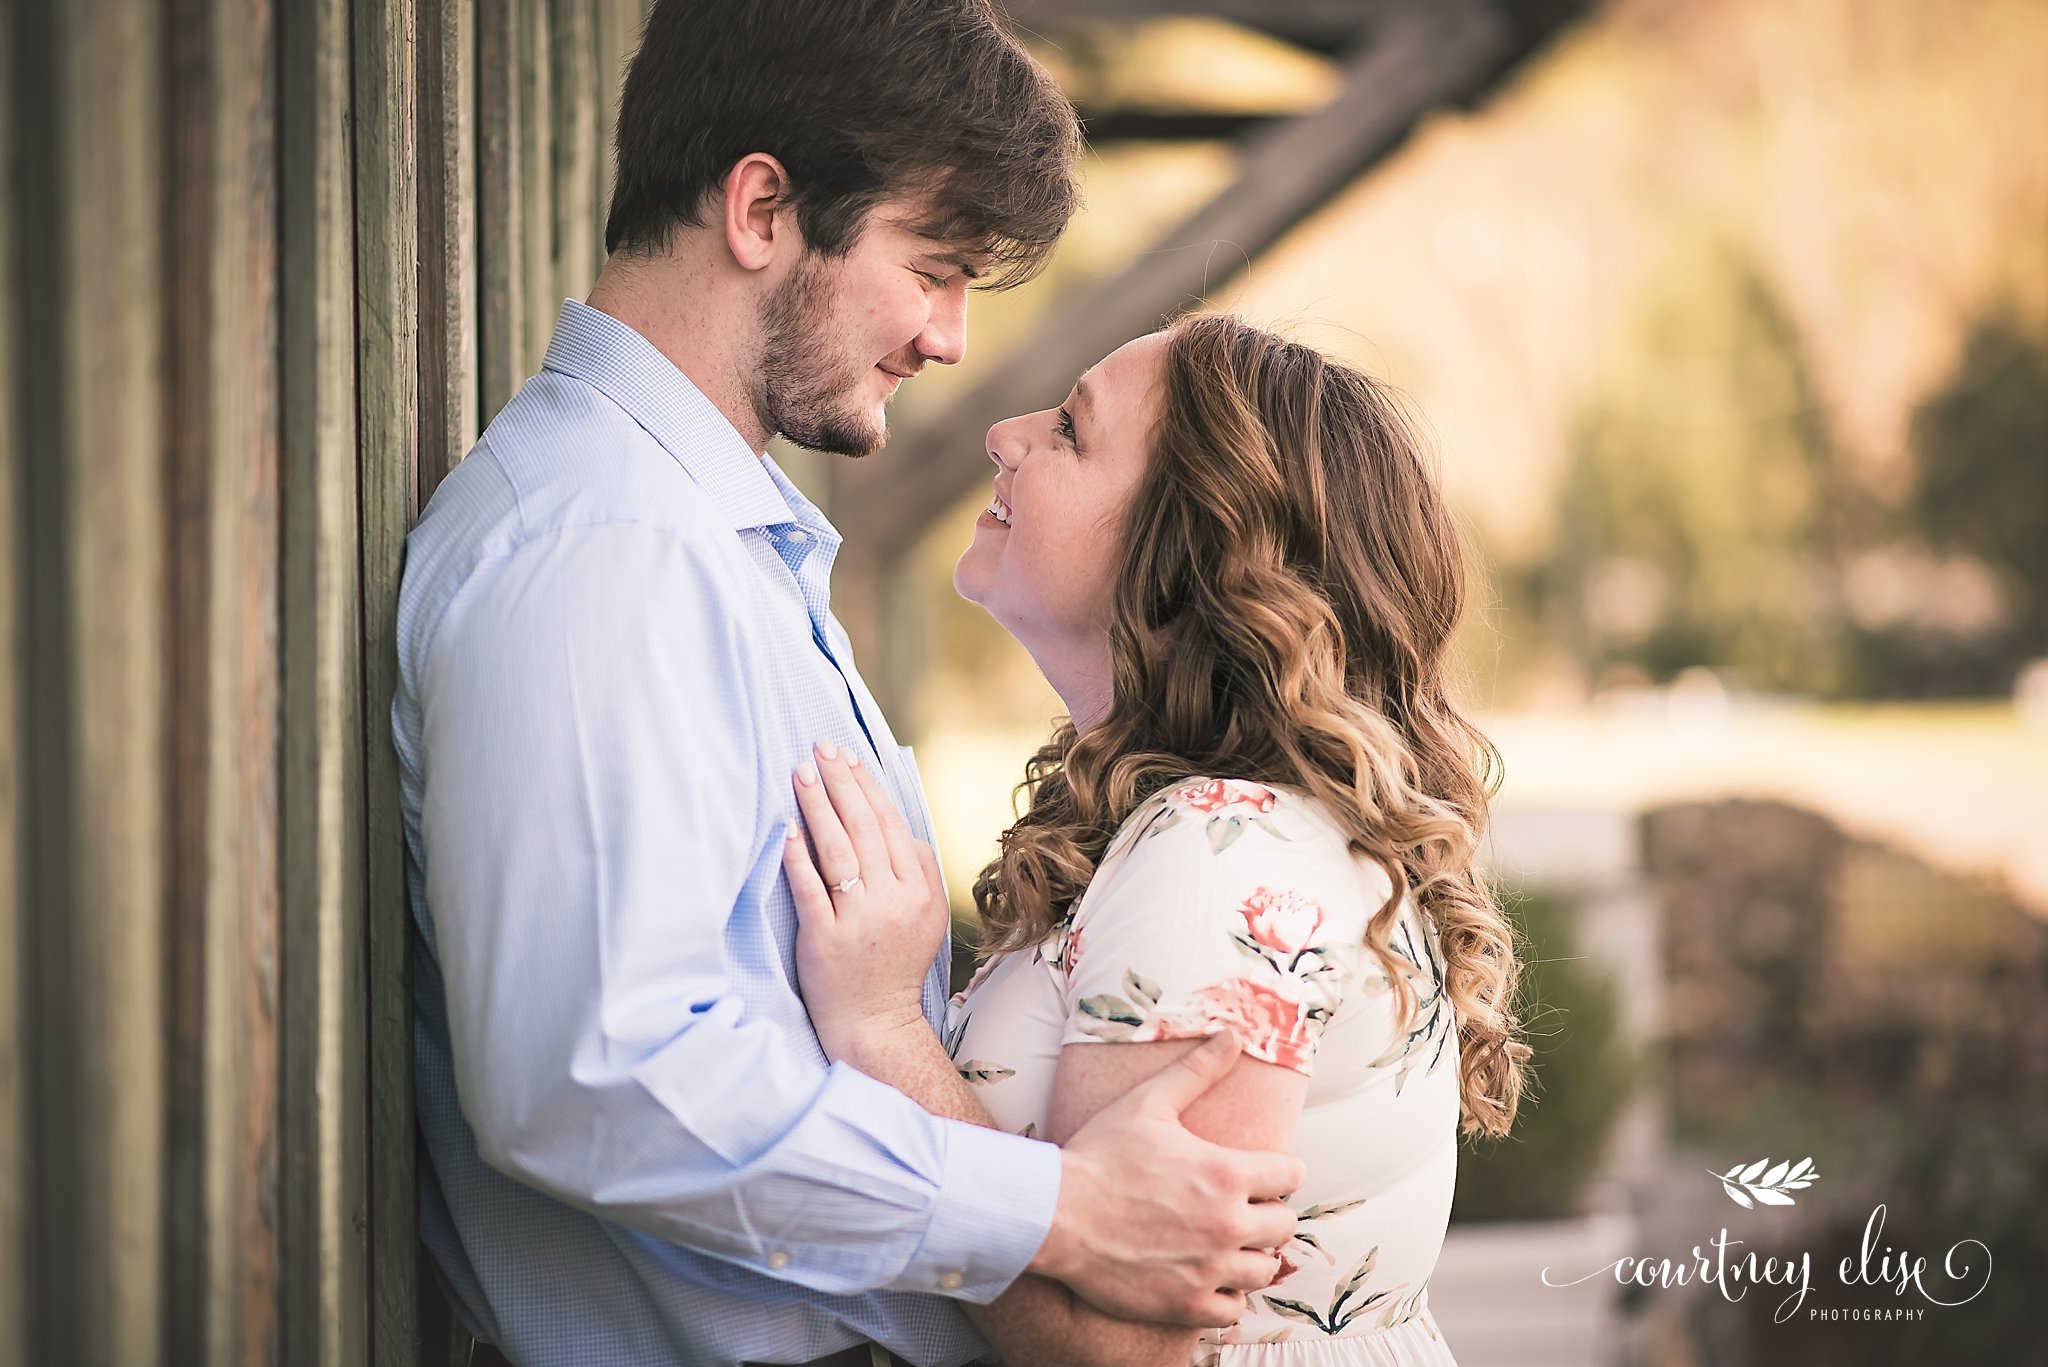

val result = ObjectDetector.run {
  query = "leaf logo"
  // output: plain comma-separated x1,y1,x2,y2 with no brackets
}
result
1713,1156,1816,1208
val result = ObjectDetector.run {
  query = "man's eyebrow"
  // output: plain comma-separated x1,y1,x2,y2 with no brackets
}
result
926,247,992,280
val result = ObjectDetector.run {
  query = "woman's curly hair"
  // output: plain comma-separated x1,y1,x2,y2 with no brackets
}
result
971,313,1529,1136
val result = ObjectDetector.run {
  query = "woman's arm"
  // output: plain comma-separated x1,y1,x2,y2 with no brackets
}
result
960,1038,1308,1367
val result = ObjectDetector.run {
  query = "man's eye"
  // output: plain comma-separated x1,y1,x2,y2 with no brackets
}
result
918,270,949,288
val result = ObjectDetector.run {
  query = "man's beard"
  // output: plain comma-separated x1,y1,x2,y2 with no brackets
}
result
754,253,886,457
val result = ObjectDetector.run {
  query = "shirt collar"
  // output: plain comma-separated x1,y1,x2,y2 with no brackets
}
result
759,454,842,550
541,298,801,534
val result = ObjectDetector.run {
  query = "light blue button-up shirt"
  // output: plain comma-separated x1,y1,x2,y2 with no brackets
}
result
394,299,1061,1367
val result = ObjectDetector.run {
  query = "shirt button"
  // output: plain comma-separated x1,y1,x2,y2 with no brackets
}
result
768,1251,790,1269
937,1271,963,1290
787,529,809,543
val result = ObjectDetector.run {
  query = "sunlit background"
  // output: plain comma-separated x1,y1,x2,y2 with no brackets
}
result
803,2,2048,1362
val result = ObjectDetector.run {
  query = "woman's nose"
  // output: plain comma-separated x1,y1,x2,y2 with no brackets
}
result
984,419,1021,472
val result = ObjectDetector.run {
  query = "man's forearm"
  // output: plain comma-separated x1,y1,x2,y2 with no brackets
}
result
832,1024,996,1129
830,1028,1200,1367
963,1277,1193,1367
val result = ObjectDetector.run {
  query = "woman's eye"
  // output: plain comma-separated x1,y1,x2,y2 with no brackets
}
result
1055,408,1077,444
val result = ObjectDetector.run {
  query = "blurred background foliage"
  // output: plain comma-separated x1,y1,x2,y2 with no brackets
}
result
904,0,2048,723
915,0,2048,944
896,3,2048,1358
1451,890,1635,1224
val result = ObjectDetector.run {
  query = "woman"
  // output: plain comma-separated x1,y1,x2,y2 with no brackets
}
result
784,314,1528,1367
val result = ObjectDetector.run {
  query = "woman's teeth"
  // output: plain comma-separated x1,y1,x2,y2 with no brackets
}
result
987,493,1011,524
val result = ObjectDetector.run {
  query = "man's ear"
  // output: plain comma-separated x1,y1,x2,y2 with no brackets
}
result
722,153,799,272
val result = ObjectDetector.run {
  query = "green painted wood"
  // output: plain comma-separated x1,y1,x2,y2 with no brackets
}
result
280,0,369,1361
476,0,527,423
352,1,423,1363
419,0,479,499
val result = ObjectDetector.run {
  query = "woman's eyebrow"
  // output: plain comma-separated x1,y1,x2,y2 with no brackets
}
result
1072,375,1096,424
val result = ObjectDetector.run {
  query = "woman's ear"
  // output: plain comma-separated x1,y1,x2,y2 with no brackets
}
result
721,152,799,272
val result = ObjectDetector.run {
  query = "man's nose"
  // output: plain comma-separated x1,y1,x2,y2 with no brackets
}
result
915,280,969,367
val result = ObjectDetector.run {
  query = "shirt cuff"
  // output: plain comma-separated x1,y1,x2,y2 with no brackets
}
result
894,1117,1061,1302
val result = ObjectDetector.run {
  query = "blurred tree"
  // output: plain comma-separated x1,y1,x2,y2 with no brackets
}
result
1535,236,1866,696
1902,313,2048,692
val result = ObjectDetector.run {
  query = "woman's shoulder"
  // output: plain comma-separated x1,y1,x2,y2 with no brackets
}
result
1105,777,1376,872
1061,778,1420,1076
1086,776,1395,925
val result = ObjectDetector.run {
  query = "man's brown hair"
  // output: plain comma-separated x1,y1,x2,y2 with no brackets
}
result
606,0,1081,288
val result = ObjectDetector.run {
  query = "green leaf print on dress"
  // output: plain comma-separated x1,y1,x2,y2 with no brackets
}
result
1362,916,1454,1095
1128,777,1295,855
1262,1245,1406,1335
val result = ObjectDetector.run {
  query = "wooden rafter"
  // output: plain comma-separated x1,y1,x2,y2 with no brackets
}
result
1007,0,1383,56
833,0,1590,672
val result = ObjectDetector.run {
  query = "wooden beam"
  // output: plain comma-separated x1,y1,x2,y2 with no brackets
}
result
9,1,169,1363
352,0,421,1363
519,0,555,371
164,0,284,1362
280,0,369,1359
1077,107,1286,141
551,0,602,301
476,0,526,423
833,0,1516,662
1004,0,1380,55
420,0,479,500
0,8,24,1363
593,0,645,251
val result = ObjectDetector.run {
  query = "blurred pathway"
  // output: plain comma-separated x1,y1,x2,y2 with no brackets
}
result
1482,699,2048,914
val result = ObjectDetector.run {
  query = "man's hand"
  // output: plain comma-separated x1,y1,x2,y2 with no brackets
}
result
1027,1030,1305,1326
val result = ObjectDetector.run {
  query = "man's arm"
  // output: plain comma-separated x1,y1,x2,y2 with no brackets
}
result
785,753,1304,1334
828,1022,1298,1367
418,522,1056,1299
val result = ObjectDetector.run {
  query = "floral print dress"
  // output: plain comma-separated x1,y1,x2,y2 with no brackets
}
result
948,780,1462,1367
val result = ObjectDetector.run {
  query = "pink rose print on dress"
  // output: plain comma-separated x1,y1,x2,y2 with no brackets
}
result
1075,879,1346,1075
1038,920,1086,977
1134,778,1292,855
1147,975,1317,1072
1237,886,1326,957
1061,924,1085,977
1173,778,1278,817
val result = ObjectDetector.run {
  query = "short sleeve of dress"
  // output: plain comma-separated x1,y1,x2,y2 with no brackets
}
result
1058,779,1386,1076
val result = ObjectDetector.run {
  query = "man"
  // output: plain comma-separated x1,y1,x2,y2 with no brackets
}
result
393,3,1302,1365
